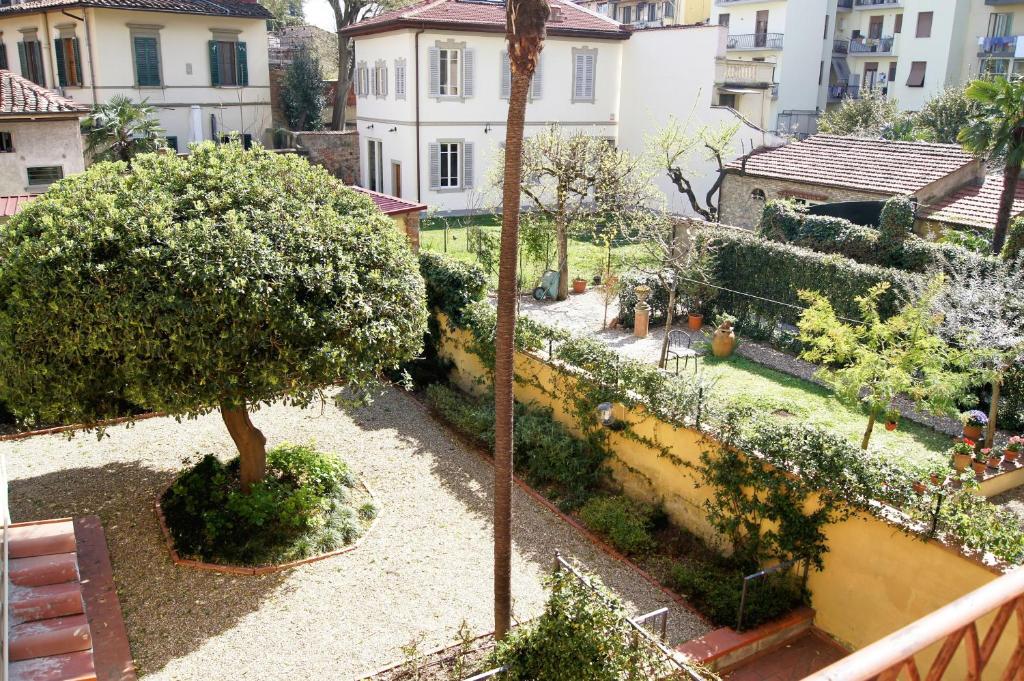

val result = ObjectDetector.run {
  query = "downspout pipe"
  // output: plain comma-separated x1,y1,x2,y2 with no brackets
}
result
61,9,97,104
414,28,423,203
42,12,56,90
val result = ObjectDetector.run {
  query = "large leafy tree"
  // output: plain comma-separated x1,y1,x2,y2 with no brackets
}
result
0,143,426,492
82,95,165,165
818,89,913,141
960,76,1024,255
282,47,326,131
914,84,983,144
494,0,548,640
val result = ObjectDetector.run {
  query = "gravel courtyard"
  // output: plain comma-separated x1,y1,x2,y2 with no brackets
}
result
3,387,708,680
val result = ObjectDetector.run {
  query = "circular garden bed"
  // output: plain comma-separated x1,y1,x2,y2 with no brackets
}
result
157,443,376,572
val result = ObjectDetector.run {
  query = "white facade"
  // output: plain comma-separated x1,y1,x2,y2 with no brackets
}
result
351,22,778,215
0,4,272,150
0,117,85,194
959,1,1024,83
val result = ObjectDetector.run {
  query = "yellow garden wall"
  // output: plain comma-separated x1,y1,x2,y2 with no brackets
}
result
436,316,1009,674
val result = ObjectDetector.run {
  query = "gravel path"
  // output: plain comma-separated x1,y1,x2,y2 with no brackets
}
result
2,388,708,680
516,289,1003,442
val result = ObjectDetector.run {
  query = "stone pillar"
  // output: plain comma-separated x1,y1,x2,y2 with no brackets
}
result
634,285,651,338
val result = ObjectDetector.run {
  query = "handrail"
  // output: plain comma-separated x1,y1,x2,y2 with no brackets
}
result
802,567,1024,680
737,557,808,632
2,451,9,681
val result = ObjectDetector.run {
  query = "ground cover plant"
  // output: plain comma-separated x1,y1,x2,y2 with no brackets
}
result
161,443,375,566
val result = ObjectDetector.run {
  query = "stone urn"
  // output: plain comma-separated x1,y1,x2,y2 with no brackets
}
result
633,285,652,338
711,320,736,358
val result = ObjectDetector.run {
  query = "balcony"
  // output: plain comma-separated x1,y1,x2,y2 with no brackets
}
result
715,58,776,87
726,32,784,50
849,36,895,54
827,84,861,101
853,0,901,7
836,0,853,8
833,38,849,53
979,35,1021,56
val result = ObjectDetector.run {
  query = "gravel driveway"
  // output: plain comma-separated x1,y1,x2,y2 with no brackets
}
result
2,387,708,680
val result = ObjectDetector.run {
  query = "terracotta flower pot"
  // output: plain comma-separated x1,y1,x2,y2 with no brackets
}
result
572,278,587,294
953,453,971,472
687,314,704,332
929,473,942,486
912,481,925,495
972,460,987,475
885,421,897,431
711,325,736,358
989,455,1003,469
1005,449,1020,463
963,425,983,441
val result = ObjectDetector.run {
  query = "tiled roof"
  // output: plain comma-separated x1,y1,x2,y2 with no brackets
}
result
342,0,629,39
0,0,271,19
726,135,978,196
0,71,87,116
352,185,427,216
0,194,38,217
920,174,1024,231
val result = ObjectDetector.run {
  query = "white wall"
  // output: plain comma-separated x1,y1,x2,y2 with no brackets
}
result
0,117,84,195
887,0,972,111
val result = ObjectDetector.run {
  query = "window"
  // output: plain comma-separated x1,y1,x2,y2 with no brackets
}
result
572,47,597,103
27,166,63,187
356,61,369,97
131,26,162,87
0,43,8,70
647,3,656,22
0,132,12,152
621,5,631,23
209,35,248,87
906,60,926,87
915,11,932,38
894,13,903,34
429,42,473,99
367,139,383,191
500,51,543,100
718,13,729,27
823,15,829,40
664,0,675,20
887,61,896,84
868,15,883,40
981,58,1010,78
219,133,253,149
751,188,766,202
164,135,178,152
988,13,1013,38
439,47,460,95
54,29,82,87
864,61,878,89
17,33,45,86
373,59,387,98
818,60,824,85
395,58,407,99
718,93,736,108
429,140,474,191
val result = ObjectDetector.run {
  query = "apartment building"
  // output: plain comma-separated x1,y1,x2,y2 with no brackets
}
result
577,0,711,28
961,0,1024,81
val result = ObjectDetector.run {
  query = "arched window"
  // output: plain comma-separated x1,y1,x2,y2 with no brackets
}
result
751,188,766,202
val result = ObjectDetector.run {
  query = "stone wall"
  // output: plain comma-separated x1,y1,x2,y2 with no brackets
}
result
394,211,421,251
719,172,890,230
294,131,360,184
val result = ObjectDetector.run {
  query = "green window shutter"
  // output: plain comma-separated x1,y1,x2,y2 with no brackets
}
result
54,39,67,87
72,38,82,85
17,41,26,79
0,44,8,70
236,41,248,86
34,42,44,85
134,36,160,86
208,40,220,86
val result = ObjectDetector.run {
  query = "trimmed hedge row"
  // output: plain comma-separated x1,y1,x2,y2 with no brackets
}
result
419,251,488,323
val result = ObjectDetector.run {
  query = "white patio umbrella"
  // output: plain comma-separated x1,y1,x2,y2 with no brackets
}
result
189,105,203,145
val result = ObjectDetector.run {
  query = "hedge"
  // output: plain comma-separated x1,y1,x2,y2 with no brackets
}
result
616,269,685,328
419,251,488,323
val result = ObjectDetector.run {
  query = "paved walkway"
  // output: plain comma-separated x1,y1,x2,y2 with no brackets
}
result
1,388,709,680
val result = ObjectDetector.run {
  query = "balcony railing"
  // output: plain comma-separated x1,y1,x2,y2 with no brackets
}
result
849,36,895,54
716,58,776,85
828,84,861,100
803,568,1024,680
837,0,853,8
726,32,784,50
980,35,1021,56
853,0,901,7
833,38,849,53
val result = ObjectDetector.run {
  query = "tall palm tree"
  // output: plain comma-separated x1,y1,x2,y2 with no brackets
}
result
959,76,1024,255
82,95,165,165
494,0,549,641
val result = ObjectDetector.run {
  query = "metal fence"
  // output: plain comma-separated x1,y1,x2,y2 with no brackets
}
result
726,33,785,51
736,558,810,632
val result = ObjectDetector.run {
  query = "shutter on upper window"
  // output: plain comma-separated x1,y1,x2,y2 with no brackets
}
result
134,37,160,86
463,142,474,189
71,38,81,85
236,42,248,86
16,42,26,80
0,44,7,70
395,62,406,99
500,51,511,99
54,39,67,87
370,65,377,96
462,48,475,97
429,143,440,189
584,54,595,100
381,65,388,97
532,53,543,99
208,40,220,86
428,47,440,97
573,53,585,100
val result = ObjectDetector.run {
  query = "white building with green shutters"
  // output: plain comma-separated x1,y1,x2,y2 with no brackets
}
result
343,0,780,214
0,0,273,152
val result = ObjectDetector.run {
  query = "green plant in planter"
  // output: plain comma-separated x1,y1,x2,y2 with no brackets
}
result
578,495,660,556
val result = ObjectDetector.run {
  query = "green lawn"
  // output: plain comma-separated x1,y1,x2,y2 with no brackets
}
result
700,354,952,471
420,214,654,290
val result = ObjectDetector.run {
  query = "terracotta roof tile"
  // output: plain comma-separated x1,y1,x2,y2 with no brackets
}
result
920,174,1024,231
0,0,271,19
352,185,427,216
0,194,39,217
726,135,978,196
343,0,628,38
0,72,87,116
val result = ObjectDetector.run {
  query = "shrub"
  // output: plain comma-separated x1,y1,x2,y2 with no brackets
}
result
878,195,915,262
670,560,805,629
419,252,488,324
578,495,659,556
161,444,370,565
424,383,496,447
1003,216,1024,261
616,269,684,328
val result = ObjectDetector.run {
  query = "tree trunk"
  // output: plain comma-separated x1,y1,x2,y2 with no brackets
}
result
221,405,267,493
987,374,1002,449
993,162,1022,254
556,217,569,300
659,284,676,369
332,32,351,131
861,411,876,450
496,0,547,641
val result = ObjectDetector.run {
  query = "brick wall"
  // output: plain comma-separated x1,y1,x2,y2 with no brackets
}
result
719,172,890,230
294,131,360,184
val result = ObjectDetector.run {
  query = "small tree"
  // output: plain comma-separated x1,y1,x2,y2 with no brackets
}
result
82,95,165,165
913,83,983,144
0,143,427,492
960,76,1024,254
798,280,975,449
282,48,326,131
653,115,739,222
818,89,913,140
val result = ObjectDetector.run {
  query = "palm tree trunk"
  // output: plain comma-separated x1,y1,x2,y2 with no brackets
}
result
993,162,1022,254
496,0,547,642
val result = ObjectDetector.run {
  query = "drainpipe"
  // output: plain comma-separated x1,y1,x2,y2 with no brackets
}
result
42,11,56,90
61,9,97,104
414,29,424,203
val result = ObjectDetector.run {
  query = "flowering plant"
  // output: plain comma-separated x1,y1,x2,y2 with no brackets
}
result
952,440,975,456
979,447,995,463
962,410,989,427
1008,436,1024,452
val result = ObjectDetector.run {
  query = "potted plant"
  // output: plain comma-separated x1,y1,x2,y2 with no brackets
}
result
962,410,988,441
985,448,1003,469
951,439,974,473
572,276,587,294
912,480,926,495
929,469,944,487
711,314,737,358
972,448,988,475
884,408,900,431
1006,436,1023,463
